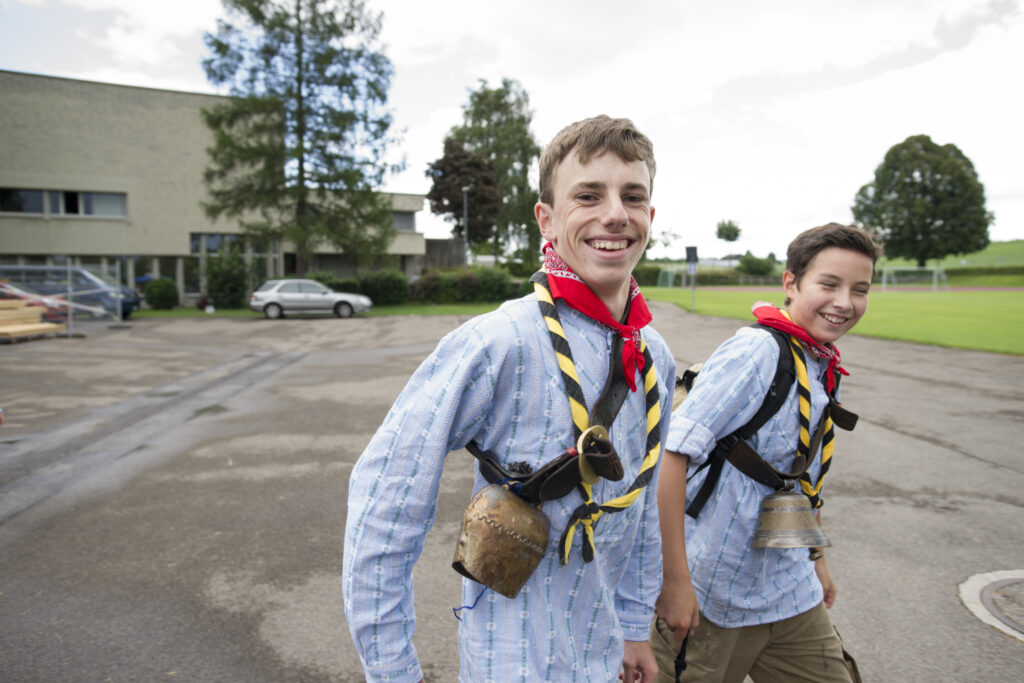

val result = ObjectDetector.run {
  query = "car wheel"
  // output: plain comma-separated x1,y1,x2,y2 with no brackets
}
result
264,303,284,319
334,302,354,318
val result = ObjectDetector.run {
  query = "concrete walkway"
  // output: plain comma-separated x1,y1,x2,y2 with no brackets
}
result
1,304,1022,681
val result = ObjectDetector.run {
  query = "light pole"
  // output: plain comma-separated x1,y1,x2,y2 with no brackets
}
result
461,185,471,265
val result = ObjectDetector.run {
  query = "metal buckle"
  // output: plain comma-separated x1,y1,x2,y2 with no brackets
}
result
576,424,609,484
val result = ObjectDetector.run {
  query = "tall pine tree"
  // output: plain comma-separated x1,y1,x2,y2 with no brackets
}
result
202,0,398,274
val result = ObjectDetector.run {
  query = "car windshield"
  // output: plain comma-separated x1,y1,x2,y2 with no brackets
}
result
88,269,120,286
257,282,278,292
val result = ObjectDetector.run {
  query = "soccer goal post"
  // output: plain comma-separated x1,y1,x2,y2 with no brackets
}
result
880,267,948,292
657,268,683,287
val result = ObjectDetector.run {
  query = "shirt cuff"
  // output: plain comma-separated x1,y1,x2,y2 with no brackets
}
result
360,651,423,683
665,416,717,467
620,613,655,641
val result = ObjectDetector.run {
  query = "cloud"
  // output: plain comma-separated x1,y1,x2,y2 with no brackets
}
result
705,0,1020,110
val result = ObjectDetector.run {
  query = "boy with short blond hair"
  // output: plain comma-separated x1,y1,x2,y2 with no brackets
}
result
652,223,879,683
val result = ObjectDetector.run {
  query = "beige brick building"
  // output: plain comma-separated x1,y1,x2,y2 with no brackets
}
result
0,70,427,301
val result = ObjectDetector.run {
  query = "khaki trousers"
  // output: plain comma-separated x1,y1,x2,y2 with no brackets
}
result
650,602,860,683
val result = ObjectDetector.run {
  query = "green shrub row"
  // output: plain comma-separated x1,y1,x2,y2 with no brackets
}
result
308,266,533,305
944,265,1024,276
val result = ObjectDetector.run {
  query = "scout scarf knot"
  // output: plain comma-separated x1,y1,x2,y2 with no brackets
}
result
751,302,848,394
542,242,652,391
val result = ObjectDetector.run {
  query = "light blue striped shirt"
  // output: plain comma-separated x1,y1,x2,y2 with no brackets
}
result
665,325,833,628
343,294,676,682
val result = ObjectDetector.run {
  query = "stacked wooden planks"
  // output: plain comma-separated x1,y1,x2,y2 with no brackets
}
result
0,299,67,342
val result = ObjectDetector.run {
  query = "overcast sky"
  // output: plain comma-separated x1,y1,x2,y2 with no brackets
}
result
2,0,1021,259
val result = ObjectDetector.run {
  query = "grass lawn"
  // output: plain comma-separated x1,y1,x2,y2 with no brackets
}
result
642,286,1024,355
134,285,1024,356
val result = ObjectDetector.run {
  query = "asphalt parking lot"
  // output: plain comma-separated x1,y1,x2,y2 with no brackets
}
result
1,305,1022,682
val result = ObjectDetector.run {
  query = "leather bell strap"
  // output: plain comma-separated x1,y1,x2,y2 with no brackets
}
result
531,271,662,565
465,434,624,506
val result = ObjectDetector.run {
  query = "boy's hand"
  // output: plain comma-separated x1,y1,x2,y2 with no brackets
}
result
815,557,838,608
620,639,658,682
655,577,700,640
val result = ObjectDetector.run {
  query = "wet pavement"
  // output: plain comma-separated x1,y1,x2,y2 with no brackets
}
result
1,306,1022,681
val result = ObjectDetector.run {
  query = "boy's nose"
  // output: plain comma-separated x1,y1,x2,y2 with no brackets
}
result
602,196,628,227
834,287,854,310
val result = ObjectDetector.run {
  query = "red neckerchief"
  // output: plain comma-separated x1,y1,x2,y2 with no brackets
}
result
542,242,652,392
751,302,847,394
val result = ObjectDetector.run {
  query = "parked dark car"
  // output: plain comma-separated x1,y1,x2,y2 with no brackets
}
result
249,279,372,319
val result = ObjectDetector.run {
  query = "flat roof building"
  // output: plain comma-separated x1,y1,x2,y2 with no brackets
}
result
0,69,427,302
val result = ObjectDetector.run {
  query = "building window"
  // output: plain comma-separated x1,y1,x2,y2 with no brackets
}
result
83,193,126,216
183,257,200,294
393,211,415,231
47,191,127,217
190,232,254,255
0,189,44,213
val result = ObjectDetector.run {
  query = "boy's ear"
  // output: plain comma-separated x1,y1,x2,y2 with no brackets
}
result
783,270,798,297
535,202,556,241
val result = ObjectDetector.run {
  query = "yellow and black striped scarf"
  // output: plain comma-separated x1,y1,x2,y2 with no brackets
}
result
531,271,662,564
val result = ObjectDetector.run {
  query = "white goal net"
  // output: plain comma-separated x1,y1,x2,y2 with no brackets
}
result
880,267,948,291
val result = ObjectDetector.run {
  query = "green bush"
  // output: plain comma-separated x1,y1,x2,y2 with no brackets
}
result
411,268,530,304
411,271,441,302
306,269,343,290
944,265,1024,276
336,278,361,293
736,252,775,276
632,263,662,286
206,246,249,308
457,271,480,302
305,270,362,293
412,270,466,303
473,266,512,301
144,278,179,310
360,269,409,305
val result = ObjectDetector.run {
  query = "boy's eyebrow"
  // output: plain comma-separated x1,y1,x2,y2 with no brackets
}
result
817,271,872,286
569,180,650,196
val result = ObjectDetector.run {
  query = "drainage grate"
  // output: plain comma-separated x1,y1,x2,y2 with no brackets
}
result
959,570,1024,642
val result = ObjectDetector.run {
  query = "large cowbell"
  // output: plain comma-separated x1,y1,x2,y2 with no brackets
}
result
452,484,550,599
750,489,831,549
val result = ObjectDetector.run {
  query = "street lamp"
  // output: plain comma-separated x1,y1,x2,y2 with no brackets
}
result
461,185,471,237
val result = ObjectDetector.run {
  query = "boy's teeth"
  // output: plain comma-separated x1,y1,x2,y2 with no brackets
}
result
592,240,627,250
822,313,844,324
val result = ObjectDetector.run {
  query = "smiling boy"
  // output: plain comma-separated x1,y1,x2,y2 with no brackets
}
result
651,223,878,682
344,116,675,682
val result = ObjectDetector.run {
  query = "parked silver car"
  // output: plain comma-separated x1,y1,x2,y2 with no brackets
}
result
249,279,372,319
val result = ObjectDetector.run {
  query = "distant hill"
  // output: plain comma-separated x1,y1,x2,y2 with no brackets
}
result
879,239,1024,268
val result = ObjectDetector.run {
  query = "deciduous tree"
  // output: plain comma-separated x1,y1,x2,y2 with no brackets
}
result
425,138,501,248
716,220,741,242
201,0,398,275
852,134,992,266
449,79,541,258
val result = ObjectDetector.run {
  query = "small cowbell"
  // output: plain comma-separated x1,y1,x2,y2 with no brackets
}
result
750,489,831,549
452,484,550,598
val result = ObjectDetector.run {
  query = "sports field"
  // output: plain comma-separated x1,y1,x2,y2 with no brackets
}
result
643,286,1024,356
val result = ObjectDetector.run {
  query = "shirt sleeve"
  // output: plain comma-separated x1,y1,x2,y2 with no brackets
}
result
665,327,780,467
342,319,507,682
615,333,676,639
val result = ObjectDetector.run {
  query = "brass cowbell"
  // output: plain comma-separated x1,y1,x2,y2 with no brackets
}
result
750,488,831,549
